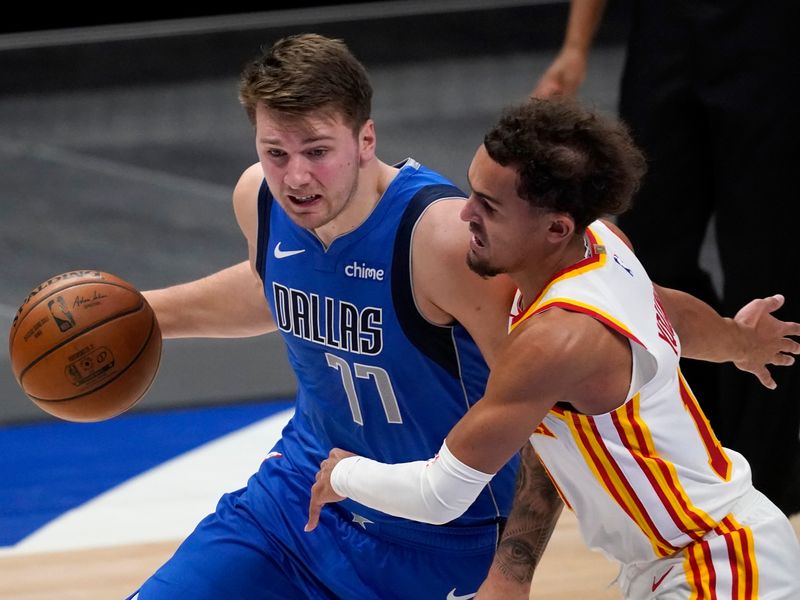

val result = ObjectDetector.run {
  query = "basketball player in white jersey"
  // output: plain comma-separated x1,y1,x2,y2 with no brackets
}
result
308,99,800,598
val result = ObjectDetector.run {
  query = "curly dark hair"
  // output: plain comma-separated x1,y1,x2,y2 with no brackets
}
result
484,98,646,229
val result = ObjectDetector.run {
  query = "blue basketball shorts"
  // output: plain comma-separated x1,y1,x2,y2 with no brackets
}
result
128,447,502,599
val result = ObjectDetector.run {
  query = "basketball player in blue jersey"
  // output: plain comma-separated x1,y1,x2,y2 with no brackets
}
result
130,35,800,599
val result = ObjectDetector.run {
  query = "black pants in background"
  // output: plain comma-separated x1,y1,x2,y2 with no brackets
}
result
617,0,800,514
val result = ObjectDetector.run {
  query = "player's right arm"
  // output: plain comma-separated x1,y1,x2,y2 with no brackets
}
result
143,163,276,339
531,0,607,98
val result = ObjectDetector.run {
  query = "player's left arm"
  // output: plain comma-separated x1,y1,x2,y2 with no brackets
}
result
657,288,799,388
477,444,563,599
603,220,800,388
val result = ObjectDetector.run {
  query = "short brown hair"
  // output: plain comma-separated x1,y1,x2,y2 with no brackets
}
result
239,33,372,133
484,98,646,229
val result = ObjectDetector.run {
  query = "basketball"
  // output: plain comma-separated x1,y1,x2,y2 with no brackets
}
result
8,270,162,422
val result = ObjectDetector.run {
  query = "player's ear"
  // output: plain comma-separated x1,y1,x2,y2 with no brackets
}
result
358,119,376,163
547,214,575,242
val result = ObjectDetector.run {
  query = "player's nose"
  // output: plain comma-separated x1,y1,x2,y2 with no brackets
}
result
460,195,478,223
284,155,312,188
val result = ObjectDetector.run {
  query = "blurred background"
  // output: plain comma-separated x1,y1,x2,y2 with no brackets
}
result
0,0,651,424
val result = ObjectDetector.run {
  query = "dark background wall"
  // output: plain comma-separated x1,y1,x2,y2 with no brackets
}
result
1,1,630,93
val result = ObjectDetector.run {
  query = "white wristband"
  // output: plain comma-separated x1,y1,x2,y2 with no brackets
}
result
330,441,494,525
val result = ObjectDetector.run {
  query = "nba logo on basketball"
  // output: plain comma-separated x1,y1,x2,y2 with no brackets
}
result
48,296,76,332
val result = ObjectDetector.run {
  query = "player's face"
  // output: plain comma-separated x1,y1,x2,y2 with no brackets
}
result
255,104,366,231
461,145,552,277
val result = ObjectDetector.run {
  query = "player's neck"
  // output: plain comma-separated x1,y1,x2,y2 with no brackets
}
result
513,233,587,308
314,160,398,247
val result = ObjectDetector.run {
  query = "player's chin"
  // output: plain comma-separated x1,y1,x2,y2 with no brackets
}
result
287,209,328,230
466,250,502,279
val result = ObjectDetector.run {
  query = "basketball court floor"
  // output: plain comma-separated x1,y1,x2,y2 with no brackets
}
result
0,401,625,599
0,2,795,598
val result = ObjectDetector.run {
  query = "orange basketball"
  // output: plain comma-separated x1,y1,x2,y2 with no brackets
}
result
8,270,162,422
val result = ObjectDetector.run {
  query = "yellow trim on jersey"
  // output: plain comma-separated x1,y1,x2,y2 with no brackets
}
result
682,549,699,598
717,515,759,600
532,422,557,438
677,370,733,481
565,411,676,558
514,297,642,345
614,394,717,539
684,541,714,599
510,226,608,330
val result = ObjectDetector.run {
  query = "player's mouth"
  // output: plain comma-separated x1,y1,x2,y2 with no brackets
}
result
288,193,321,206
468,224,486,249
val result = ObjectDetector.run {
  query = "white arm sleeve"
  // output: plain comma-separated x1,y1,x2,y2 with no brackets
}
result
329,441,494,525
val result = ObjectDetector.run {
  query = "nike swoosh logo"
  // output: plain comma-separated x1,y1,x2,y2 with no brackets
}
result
446,589,476,600
274,242,306,259
651,565,674,592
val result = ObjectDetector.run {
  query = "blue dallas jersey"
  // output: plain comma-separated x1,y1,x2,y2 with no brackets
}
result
255,158,518,532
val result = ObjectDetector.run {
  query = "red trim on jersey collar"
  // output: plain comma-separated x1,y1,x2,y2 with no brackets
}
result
511,226,606,328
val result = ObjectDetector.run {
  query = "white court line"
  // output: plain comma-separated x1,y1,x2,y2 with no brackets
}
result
0,137,231,201
0,408,294,555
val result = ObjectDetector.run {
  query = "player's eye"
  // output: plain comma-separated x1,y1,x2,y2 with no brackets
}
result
479,197,495,215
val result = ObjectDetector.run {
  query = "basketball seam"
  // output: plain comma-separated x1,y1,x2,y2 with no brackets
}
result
9,280,139,351
27,312,159,405
18,298,146,384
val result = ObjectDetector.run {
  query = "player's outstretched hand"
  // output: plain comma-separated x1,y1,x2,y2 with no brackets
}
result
305,448,355,532
733,294,800,389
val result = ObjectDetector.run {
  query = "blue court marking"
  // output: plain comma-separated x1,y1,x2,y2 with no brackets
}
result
0,399,292,546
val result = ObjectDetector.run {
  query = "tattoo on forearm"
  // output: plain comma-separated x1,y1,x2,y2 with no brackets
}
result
492,446,563,585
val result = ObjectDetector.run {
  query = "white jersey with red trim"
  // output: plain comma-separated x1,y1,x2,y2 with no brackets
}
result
510,220,753,566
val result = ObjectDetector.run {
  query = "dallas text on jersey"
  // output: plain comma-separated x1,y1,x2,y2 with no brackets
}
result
272,283,384,355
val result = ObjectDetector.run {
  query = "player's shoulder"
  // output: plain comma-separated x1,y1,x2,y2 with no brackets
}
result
413,197,470,258
597,218,633,250
233,163,264,203
232,162,264,242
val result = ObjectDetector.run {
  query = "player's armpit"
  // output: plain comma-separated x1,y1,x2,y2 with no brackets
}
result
477,445,563,599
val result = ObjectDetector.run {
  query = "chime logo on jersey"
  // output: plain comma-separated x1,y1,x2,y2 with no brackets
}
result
344,260,385,281
272,283,383,355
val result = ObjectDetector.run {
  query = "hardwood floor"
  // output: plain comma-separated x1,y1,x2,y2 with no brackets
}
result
1,511,797,599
